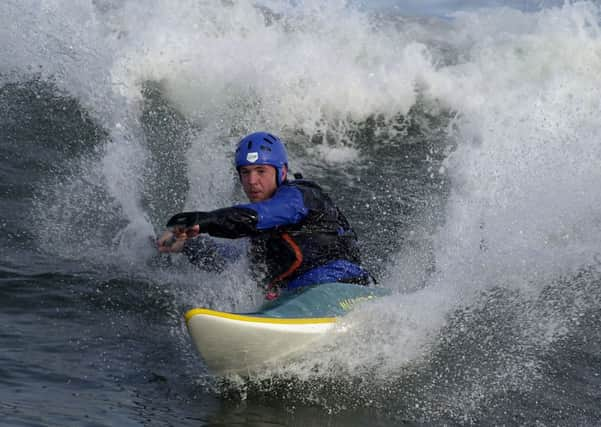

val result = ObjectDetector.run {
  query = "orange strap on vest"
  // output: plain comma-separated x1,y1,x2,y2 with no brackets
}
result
265,232,303,300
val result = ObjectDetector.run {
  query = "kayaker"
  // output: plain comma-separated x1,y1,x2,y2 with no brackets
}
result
157,131,372,299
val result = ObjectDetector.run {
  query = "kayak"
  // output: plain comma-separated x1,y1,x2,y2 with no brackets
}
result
184,282,391,375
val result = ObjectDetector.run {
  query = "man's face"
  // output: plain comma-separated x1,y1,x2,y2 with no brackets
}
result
239,165,285,202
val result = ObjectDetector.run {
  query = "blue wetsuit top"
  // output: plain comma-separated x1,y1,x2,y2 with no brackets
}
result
179,179,371,291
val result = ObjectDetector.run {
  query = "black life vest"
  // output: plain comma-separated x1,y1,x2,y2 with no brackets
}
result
249,180,361,288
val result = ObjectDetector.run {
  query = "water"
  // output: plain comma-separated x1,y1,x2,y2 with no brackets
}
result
2,1,601,425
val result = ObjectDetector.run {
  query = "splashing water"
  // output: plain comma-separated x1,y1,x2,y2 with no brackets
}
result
3,1,601,420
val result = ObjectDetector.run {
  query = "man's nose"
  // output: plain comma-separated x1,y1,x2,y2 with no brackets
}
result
247,171,259,183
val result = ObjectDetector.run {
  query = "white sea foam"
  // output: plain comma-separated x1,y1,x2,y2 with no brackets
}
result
280,2,601,378
354,2,601,377
428,2,601,290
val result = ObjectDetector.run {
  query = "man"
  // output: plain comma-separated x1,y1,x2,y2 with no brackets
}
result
157,132,371,299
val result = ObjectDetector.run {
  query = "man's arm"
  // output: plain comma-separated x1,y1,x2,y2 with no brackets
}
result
182,236,244,270
164,185,308,239
235,185,308,230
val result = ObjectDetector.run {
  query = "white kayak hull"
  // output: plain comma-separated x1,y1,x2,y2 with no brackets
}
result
184,282,391,375
185,309,335,374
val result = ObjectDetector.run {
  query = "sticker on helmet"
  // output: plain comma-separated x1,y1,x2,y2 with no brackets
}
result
246,152,259,163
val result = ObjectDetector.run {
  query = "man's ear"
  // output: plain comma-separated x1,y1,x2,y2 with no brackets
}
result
281,165,288,182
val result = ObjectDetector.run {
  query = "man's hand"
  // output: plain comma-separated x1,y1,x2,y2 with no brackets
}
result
156,225,200,253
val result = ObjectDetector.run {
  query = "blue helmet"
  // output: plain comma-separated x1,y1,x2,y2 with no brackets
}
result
234,132,288,186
